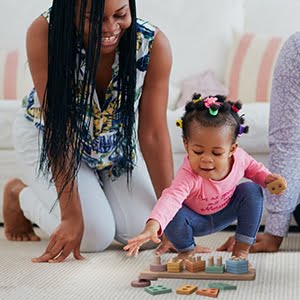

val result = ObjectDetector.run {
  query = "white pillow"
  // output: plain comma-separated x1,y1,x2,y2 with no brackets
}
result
168,82,181,110
136,0,245,83
224,32,285,103
0,99,21,149
238,102,270,153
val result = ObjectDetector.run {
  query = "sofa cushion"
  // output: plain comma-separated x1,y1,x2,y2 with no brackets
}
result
224,32,286,103
136,0,245,83
0,100,21,149
175,70,229,109
0,49,33,100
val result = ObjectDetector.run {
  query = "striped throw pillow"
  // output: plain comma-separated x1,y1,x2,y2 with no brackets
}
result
224,32,286,103
0,49,33,100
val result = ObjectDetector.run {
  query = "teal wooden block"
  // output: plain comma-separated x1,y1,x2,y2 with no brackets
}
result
205,264,225,274
144,285,172,295
208,282,237,290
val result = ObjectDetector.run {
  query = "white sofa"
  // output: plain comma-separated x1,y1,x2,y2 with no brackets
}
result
0,0,300,222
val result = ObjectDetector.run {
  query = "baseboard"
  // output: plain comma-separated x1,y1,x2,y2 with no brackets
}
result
223,224,300,233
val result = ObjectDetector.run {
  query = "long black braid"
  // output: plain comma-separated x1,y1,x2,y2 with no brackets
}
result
116,0,137,182
39,0,137,198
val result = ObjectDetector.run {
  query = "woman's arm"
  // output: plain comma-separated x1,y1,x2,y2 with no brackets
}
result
26,17,84,262
138,30,173,198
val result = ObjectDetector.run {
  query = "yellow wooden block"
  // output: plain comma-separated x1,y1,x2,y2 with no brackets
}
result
267,178,287,195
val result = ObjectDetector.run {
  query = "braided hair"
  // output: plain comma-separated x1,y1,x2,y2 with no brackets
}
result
39,0,137,197
179,93,249,143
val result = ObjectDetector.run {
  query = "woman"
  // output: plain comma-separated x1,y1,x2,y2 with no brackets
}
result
217,32,300,253
3,0,173,263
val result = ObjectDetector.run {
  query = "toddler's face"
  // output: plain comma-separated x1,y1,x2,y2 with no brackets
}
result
183,122,237,181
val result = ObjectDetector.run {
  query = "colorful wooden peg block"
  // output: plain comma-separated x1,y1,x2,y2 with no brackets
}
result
176,284,198,295
144,285,172,295
196,288,219,298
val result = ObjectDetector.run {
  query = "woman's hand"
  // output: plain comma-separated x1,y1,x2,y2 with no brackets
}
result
32,217,84,263
123,220,161,257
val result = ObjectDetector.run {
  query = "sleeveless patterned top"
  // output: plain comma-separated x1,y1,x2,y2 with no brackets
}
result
22,8,157,178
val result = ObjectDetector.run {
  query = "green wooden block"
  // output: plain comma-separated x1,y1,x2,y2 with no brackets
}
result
208,282,237,290
205,264,225,274
144,285,172,295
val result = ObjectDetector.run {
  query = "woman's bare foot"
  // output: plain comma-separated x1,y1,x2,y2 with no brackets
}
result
3,178,40,241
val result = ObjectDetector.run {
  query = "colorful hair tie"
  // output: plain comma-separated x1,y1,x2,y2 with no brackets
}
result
238,124,246,137
176,119,183,128
193,95,202,103
204,97,222,117
231,104,240,113
209,108,219,116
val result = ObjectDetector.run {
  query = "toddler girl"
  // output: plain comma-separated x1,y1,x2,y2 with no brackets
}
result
124,94,286,259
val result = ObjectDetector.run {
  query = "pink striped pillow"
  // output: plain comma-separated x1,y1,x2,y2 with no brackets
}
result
0,49,32,100
224,32,286,103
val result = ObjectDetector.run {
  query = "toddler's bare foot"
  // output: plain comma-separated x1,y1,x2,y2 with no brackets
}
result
232,241,250,259
3,178,40,241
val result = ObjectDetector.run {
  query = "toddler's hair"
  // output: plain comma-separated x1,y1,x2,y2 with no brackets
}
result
178,93,249,143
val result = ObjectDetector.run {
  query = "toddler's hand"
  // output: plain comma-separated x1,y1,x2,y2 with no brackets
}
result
123,219,161,257
265,174,287,195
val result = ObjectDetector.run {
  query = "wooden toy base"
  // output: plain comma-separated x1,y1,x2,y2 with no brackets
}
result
139,268,256,281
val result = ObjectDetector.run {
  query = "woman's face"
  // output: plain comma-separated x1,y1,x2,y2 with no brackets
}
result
76,0,132,54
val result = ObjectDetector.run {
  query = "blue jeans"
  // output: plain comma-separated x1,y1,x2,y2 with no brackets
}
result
164,182,264,252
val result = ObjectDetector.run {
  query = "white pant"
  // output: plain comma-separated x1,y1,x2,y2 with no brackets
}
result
13,109,157,252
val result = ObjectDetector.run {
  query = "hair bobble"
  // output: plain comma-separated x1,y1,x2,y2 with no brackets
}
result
204,97,222,117
176,119,183,128
238,124,249,137
193,95,202,103
231,102,242,113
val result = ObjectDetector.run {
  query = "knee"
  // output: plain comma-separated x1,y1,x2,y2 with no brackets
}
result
80,220,116,253
238,182,263,197
4,178,26,198
236,182,264,207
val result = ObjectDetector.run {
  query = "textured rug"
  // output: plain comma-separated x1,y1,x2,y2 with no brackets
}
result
1,228,300,300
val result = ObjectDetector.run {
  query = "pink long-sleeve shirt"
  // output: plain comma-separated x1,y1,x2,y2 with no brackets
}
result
149,147,271,234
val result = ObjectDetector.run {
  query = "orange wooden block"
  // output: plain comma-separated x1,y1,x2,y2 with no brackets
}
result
196,288,219,298
176,284,198,295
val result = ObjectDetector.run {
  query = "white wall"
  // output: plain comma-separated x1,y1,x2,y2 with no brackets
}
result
244,0,300,36
0,0,52,49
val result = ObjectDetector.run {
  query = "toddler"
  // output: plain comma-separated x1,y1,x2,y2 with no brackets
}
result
124,94,286,259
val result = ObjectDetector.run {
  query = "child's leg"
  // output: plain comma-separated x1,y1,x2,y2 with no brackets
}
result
233,182,263,257
164,205,213,254
212,182,264,257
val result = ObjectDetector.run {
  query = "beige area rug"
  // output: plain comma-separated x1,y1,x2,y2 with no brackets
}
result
1,228,300,300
